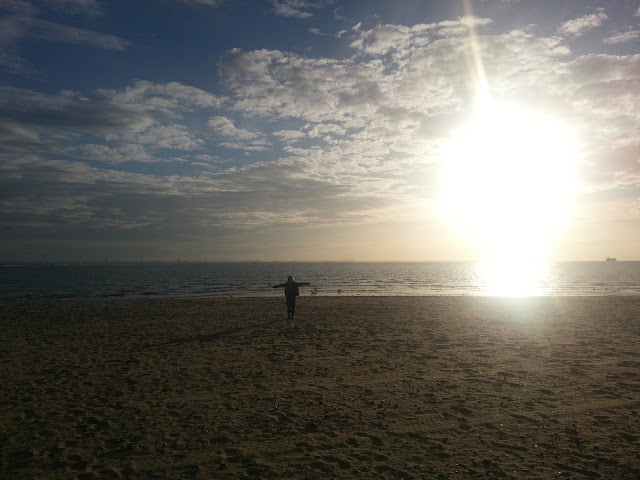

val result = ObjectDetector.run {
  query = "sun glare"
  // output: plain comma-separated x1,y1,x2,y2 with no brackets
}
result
479,259,549,297
439,100,579,265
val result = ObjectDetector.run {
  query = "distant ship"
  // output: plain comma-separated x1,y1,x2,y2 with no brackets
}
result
605,257,617,261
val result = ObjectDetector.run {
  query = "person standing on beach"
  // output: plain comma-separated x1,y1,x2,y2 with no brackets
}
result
273,276,310,319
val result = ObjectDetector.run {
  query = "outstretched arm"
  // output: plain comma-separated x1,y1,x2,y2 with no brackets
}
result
272,283,285,288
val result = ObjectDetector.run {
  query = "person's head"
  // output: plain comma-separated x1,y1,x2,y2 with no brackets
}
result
287,276,294,282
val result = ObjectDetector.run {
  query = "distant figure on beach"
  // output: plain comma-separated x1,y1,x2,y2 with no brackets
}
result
273,276,310,319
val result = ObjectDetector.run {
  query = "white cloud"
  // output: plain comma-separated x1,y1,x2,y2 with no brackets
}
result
134,124,204,150
218,142,270,151
558,8,608,37
99,80,225,110
308,27,327,36
349,18,491,58
0,81,227,166
306,123,346,137
220,21,573,133
208,116,262,140
557,53,640,193
69,143,153,164
273,129,306,142
436,16,492,38
603,30,640,45
270,0,329,19
270,0,313,18
564,54,640,87
350,24,418,56
208,116,271,151
216,20,640,219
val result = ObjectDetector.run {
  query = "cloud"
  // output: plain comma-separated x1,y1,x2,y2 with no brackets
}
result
208,116,271,151
350,24,422,56
217,142,270,151
436,16,493,38
0,153,383,248
0,80,228,166
603,30,640,45
3,10,640,259
0,157,182,236
305,122,346,138
219,48,391,126
218,20,640,216
98,80,226,111
220,20,571,133
558,8,608,37
179,0,226,5
27,17,130,49
134,124,204,150
44,0,103,16
349,17,492,57
270,0,328,19
0,2,130,74
68,143,154,164
0,86,158,137
0,0,38,15
273,129,306,142
308,27,327,36
2,8,129,49
564,54,640,87
208,116,261,140
558,53,640,192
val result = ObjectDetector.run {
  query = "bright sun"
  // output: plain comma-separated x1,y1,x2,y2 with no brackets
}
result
439,99,579,263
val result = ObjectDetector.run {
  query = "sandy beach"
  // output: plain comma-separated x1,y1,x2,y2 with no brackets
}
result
1,296,639,479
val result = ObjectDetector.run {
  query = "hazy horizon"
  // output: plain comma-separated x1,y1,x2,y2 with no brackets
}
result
2,258,636,264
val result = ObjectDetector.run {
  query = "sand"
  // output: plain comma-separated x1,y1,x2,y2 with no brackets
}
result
1,296,639,479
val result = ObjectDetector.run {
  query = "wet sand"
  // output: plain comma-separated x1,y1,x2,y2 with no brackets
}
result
1,296,640,479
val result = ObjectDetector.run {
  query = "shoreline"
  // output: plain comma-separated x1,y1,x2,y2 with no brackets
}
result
3,291,640,302
2,297,640,478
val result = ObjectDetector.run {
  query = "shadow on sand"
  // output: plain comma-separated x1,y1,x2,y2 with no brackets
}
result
163,316,286,346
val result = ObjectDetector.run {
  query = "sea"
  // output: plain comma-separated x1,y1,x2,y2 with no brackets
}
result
1,261,640,300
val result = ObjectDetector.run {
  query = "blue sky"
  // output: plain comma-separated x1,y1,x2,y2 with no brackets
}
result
1,0,640,261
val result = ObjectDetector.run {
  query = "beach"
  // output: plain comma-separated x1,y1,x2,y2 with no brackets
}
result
1,297,639,479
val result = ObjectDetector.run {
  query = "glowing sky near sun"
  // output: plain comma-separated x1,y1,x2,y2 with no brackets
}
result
1,0,639,261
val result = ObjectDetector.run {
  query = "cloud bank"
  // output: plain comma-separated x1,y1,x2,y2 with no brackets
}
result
1,2,639,260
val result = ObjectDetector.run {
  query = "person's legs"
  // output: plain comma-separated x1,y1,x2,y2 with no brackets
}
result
286,296,296,319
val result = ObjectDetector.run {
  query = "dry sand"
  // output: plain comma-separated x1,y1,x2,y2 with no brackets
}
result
1,296,639,479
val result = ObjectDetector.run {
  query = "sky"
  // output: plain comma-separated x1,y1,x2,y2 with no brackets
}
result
1,0,639,262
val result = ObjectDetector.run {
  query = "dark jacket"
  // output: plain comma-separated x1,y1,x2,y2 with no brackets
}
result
273,281,309,298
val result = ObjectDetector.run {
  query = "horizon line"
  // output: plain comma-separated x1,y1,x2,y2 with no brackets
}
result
1,259,636,264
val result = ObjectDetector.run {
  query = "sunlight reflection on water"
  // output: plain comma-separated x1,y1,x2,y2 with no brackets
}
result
477,260,549,297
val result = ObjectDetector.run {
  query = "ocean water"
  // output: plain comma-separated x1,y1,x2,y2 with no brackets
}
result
1,261,640,300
